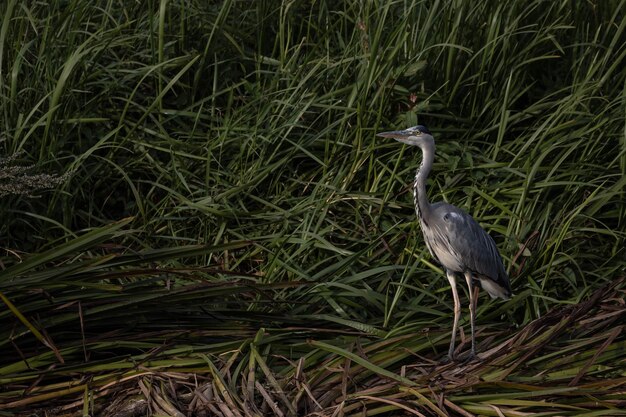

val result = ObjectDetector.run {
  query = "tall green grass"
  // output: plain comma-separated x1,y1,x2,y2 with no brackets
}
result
0,0,624,415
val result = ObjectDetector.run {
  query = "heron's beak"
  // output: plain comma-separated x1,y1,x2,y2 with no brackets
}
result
376,130,414,143
376,129,411,139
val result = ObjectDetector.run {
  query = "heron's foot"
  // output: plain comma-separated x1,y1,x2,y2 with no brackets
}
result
440,352,456,364
458,349,477,363
440,355,451,364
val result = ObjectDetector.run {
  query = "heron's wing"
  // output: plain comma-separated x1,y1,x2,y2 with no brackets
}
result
433,206,511,293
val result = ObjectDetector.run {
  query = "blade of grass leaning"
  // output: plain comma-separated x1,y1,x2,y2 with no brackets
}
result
309,340,416,387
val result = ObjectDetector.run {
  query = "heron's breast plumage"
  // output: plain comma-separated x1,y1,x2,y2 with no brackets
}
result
420,216,464,272
419,202,512,299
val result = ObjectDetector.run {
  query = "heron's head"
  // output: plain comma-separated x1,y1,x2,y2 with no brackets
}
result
376,125,434,147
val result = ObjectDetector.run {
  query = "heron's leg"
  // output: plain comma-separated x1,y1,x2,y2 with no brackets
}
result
446,270,461,360
473,285,479,311
464,271,476,358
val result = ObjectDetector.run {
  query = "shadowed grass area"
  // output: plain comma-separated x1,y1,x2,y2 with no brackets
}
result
0,0,624,415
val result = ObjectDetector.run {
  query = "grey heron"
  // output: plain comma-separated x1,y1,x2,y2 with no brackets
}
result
378,125,512,360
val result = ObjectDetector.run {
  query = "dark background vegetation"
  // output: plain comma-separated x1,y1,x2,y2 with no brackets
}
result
0,0,624,415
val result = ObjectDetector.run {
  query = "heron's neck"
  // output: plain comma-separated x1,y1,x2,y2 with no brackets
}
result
413,142,434,221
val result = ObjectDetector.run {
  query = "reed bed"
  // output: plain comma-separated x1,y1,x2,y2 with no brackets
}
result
0,0,624,415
